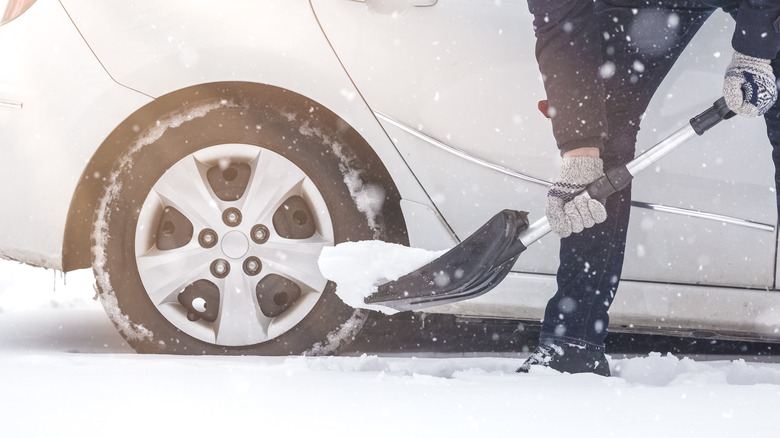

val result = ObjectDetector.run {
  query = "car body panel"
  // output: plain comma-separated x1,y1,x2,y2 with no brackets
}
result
0,0,151,267
429,272,780,342
57,0,448,247
312,0,778,289
0,0,778,343
0,0,454,269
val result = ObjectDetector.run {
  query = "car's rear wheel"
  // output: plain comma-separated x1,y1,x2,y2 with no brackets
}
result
92,87,405,354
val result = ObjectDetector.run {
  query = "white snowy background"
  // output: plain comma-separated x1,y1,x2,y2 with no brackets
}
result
0,5,778,435
1,258,779,438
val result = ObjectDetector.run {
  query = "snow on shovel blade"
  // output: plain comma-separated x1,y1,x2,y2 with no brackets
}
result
364,209,530,312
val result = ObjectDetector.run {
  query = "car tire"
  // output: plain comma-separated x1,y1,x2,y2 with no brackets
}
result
92,85,405,355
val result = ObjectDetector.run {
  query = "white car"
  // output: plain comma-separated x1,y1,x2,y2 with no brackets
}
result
1,0,777,354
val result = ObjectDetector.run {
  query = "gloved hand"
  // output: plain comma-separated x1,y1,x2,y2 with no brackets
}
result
546,156,607,238
723,51,777,117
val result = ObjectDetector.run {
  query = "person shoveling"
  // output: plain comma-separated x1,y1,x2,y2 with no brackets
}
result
324,0,779,376
320,99,734,313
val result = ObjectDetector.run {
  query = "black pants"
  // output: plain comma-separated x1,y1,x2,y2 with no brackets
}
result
538,0,780,350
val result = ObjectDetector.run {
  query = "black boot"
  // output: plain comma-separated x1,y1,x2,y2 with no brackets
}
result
517,343,610,376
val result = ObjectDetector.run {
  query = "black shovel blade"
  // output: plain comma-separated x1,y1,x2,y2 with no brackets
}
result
365,209,530,312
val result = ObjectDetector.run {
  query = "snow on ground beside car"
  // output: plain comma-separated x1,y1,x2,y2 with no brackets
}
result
1,259,779,437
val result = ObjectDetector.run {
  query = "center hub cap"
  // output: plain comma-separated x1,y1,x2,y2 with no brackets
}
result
221,231,249,259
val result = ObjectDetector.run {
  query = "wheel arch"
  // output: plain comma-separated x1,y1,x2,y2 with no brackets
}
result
62,81,408,272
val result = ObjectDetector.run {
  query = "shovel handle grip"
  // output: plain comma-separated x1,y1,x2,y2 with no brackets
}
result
690,97,735,135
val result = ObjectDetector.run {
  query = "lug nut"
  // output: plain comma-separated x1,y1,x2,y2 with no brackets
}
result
210,259,230,279
198,229,218,248
222,207,242,227
251,224,270,244
243,256,262,276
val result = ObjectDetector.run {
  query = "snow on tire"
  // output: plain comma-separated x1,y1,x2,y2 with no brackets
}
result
91,84,405,355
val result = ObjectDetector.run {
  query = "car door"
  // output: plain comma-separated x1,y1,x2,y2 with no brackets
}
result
312,0,777,289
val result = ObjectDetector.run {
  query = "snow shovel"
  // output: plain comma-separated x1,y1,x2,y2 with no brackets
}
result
364,98,735,312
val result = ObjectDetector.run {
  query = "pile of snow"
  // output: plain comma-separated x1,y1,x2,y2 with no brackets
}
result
318,240,447,314
613,352,780,386
1,348,779,436
1,259,780,436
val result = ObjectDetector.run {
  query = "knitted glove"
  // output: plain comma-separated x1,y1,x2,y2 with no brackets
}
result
723,51,777,117
546,157,607,238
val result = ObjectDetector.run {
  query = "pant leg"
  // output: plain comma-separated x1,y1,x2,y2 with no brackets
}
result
765,58,780,219
539,1,716,350
526,0,608,153
716,1,780,217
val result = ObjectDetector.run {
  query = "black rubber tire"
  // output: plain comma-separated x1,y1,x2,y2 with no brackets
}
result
92,85,406,355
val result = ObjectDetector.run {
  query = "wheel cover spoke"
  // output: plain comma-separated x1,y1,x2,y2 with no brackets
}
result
239,150,307,225
136,245,215,305
152,155,223,228
213,270,271,345
257,235,331,293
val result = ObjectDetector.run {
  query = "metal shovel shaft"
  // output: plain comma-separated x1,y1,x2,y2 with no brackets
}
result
626,124,698,176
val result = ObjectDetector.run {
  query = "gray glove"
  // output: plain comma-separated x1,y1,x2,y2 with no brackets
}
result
546,156,607,238
723,51,777,117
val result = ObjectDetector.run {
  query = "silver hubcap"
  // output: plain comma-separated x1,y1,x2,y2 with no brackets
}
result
134,144,334,346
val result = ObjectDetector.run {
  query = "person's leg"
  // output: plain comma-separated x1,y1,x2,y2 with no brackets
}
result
531,1,715,368
716,0,780,217
764,58,780,219
525,0,608,152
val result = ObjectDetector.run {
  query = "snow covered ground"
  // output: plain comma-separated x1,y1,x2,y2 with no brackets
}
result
1,259,780,437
